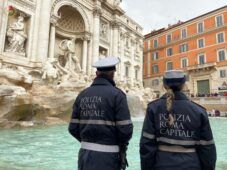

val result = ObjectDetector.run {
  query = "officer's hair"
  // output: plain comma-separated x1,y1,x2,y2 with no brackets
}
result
166,88,175,126
165,84,185,126
96,70,114,76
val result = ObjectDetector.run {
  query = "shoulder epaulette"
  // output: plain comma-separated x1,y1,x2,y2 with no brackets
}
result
191,100,206,110
115,87,126,95
148,98,159,105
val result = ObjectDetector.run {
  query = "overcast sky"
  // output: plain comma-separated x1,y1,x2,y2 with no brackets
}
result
120,0,227,34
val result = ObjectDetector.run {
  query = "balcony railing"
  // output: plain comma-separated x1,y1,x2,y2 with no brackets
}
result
186,62,217,71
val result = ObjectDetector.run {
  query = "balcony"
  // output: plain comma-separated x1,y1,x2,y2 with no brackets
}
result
186,62,217,71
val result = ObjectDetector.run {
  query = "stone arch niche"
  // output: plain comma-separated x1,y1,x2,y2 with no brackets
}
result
52,0,90,32
54,5,86,67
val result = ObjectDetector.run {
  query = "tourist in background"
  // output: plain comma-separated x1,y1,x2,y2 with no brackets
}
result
140,70,216,170
68,57,133,170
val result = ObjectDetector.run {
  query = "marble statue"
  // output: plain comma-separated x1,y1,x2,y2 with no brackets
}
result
42,58,58,81
99,50,107,59
57,38,82,77
100,22,108,41
6,15,27,53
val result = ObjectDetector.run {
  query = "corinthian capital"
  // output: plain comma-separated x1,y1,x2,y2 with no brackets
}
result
93,7,102,17
111,20,121,29
50,13,61,26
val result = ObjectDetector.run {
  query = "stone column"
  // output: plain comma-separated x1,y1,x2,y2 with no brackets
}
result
112,21,119,57
0,0,9,53
120,32,125,81
131,38,135,84
139,41,143,85
82,37,89,74
49,25,56,59
92,7,102,70
87,39,93,76
30,0,42,62
48,15,60,60
0,0,5,29
37,0,52,63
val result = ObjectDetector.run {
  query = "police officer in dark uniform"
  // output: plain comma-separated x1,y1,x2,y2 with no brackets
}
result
69,57,133,170
140,70,216,170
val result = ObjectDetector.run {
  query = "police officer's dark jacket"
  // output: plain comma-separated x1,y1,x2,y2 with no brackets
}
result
140,91,216,170
69,76,133,146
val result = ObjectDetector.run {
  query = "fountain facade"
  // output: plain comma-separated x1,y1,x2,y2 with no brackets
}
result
0,0,154,128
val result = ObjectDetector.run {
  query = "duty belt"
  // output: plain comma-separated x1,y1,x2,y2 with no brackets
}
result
158,145,196,153
81,141,120,153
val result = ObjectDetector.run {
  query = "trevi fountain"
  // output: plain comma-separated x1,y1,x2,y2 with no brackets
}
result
0,0,226,170
0,0,155,128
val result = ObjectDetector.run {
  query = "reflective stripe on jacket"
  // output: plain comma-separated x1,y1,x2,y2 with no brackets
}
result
140,91,216,170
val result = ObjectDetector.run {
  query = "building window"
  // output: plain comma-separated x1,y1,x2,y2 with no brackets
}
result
152,52,158,60
218,49,226,61
166,48,173,56
147,53,151,76
166,34,172,44
197,22,204,33
166,61,173,71
154,39,158,48
152,64,159,74
135,69,139,80
198,53,205,65
217,32,224,43
220,70,226,78
181,58,188,68
152,79,159,86
179,43,188,53
125,65,129,77
181,28,187,38
216,15,223,27
198,38,204,48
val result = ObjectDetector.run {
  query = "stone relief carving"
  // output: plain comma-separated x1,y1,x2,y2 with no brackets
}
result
6,15,27,54
100,20,109,41
42,58,58,81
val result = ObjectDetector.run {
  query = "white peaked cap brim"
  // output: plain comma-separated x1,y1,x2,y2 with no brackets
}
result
92,57,120,68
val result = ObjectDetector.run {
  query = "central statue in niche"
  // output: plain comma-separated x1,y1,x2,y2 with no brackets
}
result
6,15,27,54
58,38,81,75
55,37,84,83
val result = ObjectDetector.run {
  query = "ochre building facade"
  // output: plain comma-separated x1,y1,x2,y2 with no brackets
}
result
143,6,227,96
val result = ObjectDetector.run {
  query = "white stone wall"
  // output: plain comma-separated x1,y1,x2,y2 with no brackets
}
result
0,0,143,87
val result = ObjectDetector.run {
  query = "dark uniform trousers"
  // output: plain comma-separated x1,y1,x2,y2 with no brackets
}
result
68,77,133,170
140,91,216,170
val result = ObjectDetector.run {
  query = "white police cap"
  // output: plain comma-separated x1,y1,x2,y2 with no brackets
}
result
163,70,186,88
92,57,120,71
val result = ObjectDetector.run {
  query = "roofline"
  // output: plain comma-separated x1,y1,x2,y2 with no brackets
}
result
144,5,227,38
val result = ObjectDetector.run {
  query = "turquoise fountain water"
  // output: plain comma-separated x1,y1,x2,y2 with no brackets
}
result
0,118,226,170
